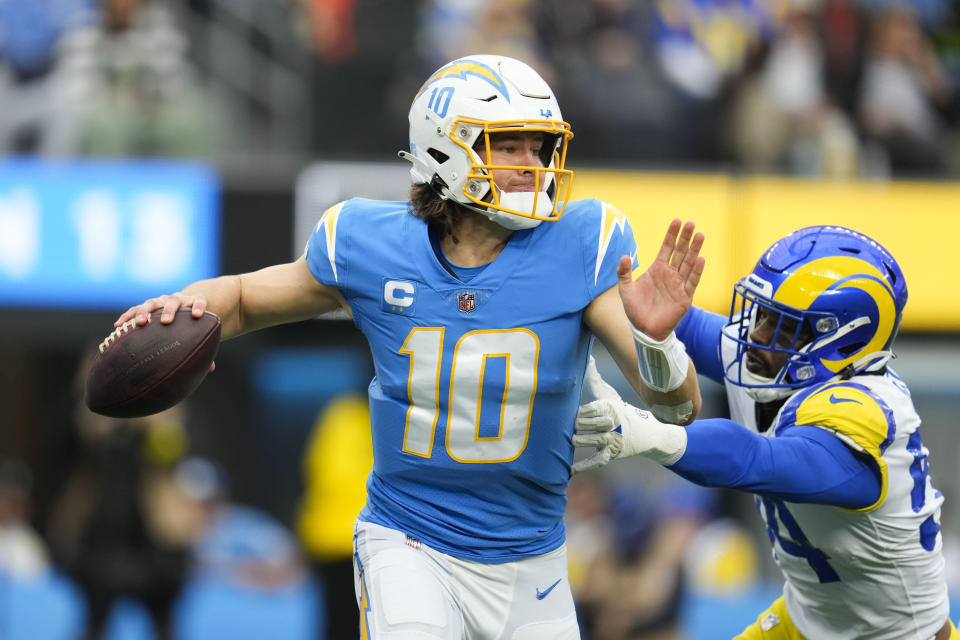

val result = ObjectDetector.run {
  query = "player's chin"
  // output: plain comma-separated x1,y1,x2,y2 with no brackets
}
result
745,352,775,378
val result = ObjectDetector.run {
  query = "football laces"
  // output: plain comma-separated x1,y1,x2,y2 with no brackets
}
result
99,315,150,353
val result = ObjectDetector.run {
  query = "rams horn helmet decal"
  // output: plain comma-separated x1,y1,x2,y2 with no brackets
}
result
721,225,907,402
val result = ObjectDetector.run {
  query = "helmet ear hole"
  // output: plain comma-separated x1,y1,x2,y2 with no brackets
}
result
837,342,865,357
428,148,450,164
883,263,899,285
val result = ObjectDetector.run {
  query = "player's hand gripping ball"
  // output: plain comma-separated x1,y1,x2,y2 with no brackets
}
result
84,309,221,418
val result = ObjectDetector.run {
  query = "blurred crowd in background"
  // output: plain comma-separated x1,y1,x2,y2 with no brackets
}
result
1,0,959,177
2,1,960,639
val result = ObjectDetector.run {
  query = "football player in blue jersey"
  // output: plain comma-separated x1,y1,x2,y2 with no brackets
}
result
574,225,956,640
114,54,706,638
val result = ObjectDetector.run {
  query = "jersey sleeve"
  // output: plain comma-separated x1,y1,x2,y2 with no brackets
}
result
304,200,349,289
675,306,725,383
581,200,638,298
778,382,896,511
670,418,881,509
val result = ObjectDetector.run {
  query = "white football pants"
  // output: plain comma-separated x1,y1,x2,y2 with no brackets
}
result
353,521,580,640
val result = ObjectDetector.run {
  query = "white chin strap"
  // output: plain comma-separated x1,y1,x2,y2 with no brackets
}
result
482,191,552,230
742,349,896,403
743,378,796,403
739,367,795,403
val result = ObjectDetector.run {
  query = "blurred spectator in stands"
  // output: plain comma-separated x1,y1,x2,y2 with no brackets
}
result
415,0,478,70
859,0,954,28
0,458,49,580
564,471,614,636
0,456,89,640
53,0,215,157
172,457,307,589
650,0,778,160
46,399,191,640
299,0,357,64
417,0,552,81
0,0,92,154
567,471,716,640
170,456,321,639
857,2,959,176
403,0,555,121
534,0,695,162
535,0,776,163
679,516,764,638
296,393,373,639
726,1,861,177
821,0,868,120
649,0,775,103
309,0,416,156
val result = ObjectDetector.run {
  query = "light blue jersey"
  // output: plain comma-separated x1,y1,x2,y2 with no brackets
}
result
305,197,637,562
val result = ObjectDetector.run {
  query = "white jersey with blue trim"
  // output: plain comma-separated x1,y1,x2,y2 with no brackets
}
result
758,374,948,640
305,197,637,562
718,330,948,638
681,307,949,637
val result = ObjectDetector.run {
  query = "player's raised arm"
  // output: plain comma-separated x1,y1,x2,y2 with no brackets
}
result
621,219,705,342
585,219,705,424
114,255,346,339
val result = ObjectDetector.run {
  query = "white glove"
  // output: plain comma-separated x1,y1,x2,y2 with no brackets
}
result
572,399,688,475
580,354,623,405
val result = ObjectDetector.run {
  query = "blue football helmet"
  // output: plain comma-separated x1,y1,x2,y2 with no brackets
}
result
721,225,908,402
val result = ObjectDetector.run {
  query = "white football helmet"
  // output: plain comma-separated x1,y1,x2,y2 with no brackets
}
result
400,55,574,230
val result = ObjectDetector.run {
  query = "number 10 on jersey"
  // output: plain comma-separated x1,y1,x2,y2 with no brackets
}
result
400,327,540,463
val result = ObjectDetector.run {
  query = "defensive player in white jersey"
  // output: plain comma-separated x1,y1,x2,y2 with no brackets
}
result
574,225,956,640
114,55,707,638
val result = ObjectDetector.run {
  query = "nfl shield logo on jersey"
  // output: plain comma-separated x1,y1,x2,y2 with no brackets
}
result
457,291,477,313
760,613,780,631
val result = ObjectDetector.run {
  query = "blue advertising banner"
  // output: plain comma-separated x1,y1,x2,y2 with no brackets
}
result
0,159,219,310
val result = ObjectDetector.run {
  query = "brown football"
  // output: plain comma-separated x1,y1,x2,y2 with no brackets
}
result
84,309,221,418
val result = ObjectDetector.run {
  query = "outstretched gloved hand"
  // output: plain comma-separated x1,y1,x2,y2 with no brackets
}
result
573,357,688,474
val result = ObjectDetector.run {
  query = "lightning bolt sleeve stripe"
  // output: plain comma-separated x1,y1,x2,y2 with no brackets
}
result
315,202,345,283
594,202,626,285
